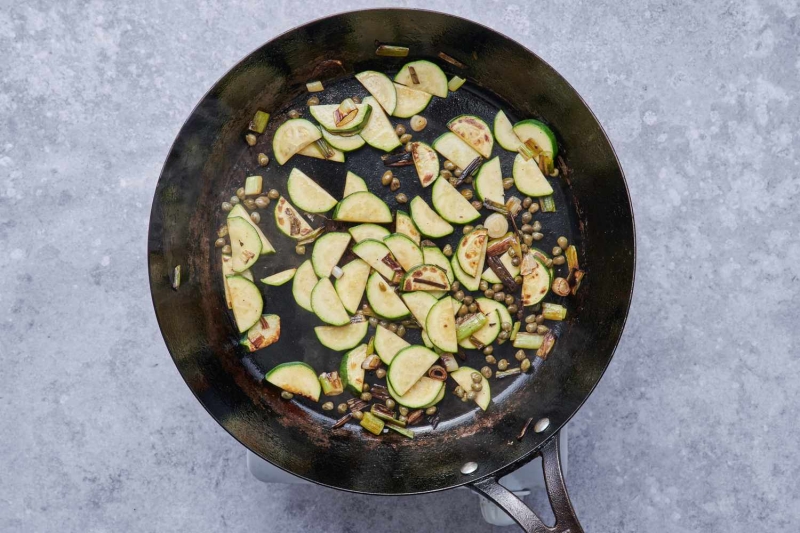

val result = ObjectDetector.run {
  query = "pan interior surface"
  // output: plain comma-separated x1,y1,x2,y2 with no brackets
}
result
148,9,635,495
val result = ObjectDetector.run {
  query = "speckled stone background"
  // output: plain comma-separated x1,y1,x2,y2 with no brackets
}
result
1,1,799,532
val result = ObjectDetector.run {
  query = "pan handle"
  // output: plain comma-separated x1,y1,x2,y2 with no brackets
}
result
469,432,583,533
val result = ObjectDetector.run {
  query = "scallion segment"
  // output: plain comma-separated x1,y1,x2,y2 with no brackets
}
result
376,45,409,57
539,195,556,213
360,411,385,435
318,371,344,396
541,303,567,321
249,110,270,133
386,424,415,438
456,312,487,341
448,76,466,92
306,80,324,92
512,332,544,350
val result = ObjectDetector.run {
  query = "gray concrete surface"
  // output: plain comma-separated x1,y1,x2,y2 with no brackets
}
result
1,1,799,532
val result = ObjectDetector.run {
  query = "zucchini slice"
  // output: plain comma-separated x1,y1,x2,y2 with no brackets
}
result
359,96,402,152
392,83,432,118
374,324,410,365
334,259,371,314
340,344,368,393
494,110,523,151
482,251,520,283
314,321,368,351
349,223,390,243
513,153,553,197
421,246,455,299
241,314,281,352
432,132,480,170
309,103,373,134
448,115,494,159
287,168,338,213
311,277,350,326
521,257,551,306
272,118,322,165
410,141,439,188
321,128,365,152
513,119,558,159
311,232,351,278
401,264,451,292
431,176,481,225
383,233,424,271
459,309,500,350
343,171,368,197
394,60,448,98
395,210,421,245
261,268,296,286
387,376,444,409
297,142,346,163
387,345,440,396
333,191,392,223
222,254,253,308
451,252,481,292
474,156,504,205
366,271,410,320
425,296,458,353
291,259,318,312
409,196,453,238
227,217,261,272
227,275,264,333
355,71,397,115
228,204,275,257
265,362,321,401
400,291,438,328
274,197,315,240
421,330,434,349
352,239,400,281
456,228,489,276
451,366,490,410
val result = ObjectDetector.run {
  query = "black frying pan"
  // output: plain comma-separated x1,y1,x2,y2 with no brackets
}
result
148,9,635,532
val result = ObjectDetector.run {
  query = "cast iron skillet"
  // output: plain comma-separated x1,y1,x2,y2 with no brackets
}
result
148,9,635,532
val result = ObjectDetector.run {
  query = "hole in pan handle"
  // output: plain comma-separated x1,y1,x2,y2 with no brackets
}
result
468,431,583,533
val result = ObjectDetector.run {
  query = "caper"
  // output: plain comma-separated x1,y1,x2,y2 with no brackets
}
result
376,368,387,379
396,325,406,338
322,401,334,411
551,246,562,256
388,323,398,333
382,170,394,186
526,323,537,333
243,198,257,210
221,244,232,255
450,291,463,303
525,314,537,324
255,196,270,209
404,142,413,152
492,283,503,292
461,189,473,200
521,224,534,234
410,115,428,132
557,236,569,249
468,303,478,313
268,189,280,199
503,178,514,190
440,169,452,180
396,193,408,204
523,234,534,246
295,245,306,255
444,160,456,171
337,403,348,414
397,414,408,422
532,221,542,232
368,317,378,328
498,330,509,340
472,200,483,210
520,244,529,253
485,355,497,365
521,211,533,224
379,320,388,329
307,96,320,106
399,406,409,416
247,212,259,224
494,292,505,302
352,410,364,420
457,304,469,317
443,244,453,257
532,232,544,241
395,124,406,136
288,109,300,119
451,281,460,292
553,255,566,265
479,280,489,291
501,322,512,332
522,197,533,208
483,346,493,356
514,275,523,285
363,383,370,391
352,96,362,104
230,196,240,205
399,133,413,144
390,177,401,191
545,258,554,268
453,168,463,177
245,133,257,146
218,225,229,238
385,398,396,409
463,295,474,306
481,366,493,378
484,289,495,299
528,203,540,214
449,177,458,186
515,349,527,361
521,358,532,372
465,176,473,185
537,325,549,335
497,359,509,371
536,314,545,324
281,391,294,400
469,372,481,383
466,391,477,401
463,225,474,235
235,187,246,200
425,406,437,415
507,304,518,314
511,257,521,267
215,237,226,248
471,382,483,392
454,386,465,397
361,392,372,401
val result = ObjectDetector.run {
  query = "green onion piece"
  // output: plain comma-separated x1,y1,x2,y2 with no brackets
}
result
571,270,585,295
541,303,567,321
439,353,460,373
512,332,544,350
539,152,555,175
360,412,385,435
385,417,407,428
524,138,543,157
517,143,535,161
249,110,270,133
565,245,579,271
244,175,263,196
376,45,409,57
536,331,556,358
495,368,522,379
318,371,344,396
386,424,415,438
361,353,381,370
510,321,521,342
505,196,522,216
370,404,397,423
366,335,375,356
170,265,181,290
296,226,325,246
539,195,556,213
306,80,324,92
438,51,466,68
448,75,466,92
456,312,487,341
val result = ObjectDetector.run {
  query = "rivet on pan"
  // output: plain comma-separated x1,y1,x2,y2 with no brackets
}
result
460,461,478,475
534,418,550,433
